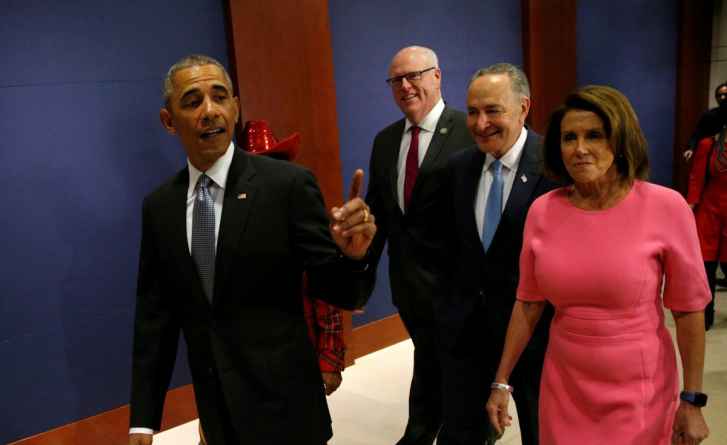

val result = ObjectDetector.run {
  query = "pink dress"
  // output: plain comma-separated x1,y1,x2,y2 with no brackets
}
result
518,181,710,445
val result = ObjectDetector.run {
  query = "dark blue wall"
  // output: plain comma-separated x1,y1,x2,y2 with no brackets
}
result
0,0,229,442
329,0,523,326
1,0,685,440
577,0,678,186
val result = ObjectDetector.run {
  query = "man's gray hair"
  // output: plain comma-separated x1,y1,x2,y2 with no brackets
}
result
470,63,530,98
162,54,233,105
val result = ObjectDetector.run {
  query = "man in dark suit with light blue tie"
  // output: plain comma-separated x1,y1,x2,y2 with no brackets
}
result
437,64,558,445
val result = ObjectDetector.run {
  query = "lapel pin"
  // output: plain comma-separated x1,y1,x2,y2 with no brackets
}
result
439,127,448,135
521,174,528,183
237,193,247,200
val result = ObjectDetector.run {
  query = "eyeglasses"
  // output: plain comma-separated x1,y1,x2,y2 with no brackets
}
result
386,67,436,87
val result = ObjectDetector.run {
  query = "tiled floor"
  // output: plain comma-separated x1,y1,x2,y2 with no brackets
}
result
155,291,727,444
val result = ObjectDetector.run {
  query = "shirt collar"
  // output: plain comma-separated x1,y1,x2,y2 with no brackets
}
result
485,126,527,172
404,98,445,133
187,141,234,192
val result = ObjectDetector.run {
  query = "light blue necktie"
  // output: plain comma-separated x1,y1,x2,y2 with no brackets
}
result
192,174,216,302
482,159,503,252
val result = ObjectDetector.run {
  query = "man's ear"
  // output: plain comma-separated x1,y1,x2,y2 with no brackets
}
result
160,107,176,135
520,96,531,120
233,96,241,124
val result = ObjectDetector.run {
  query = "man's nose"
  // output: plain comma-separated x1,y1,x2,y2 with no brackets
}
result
476,113,489,131
200,97,219,119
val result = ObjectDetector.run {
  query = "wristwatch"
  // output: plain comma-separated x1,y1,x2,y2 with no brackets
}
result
679,391,708,407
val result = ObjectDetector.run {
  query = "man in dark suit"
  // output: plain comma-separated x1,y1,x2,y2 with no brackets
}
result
436,64,557,445
366,46,473,445
128,54,376,445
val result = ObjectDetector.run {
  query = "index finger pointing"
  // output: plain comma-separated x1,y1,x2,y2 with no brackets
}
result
349,169,364,201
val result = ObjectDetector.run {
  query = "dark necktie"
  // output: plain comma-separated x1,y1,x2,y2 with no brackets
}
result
482,159,503,252
192,174,216,302
404,126,420,210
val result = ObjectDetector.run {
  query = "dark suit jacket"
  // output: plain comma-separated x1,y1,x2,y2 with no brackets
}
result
440,130,558,368
130,148,373,445
366,106,473,312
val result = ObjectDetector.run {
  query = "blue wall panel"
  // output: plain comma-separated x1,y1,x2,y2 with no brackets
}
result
577,0,678,186
329,0,523,326
0,0,229,441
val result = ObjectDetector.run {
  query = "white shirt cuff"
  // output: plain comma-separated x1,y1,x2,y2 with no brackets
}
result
129,427,155,435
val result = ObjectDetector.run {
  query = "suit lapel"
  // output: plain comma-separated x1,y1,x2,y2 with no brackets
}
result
214,148,257,303
461,148,487,255
500,130,541,224
418,106,455,174
386,120,406,206
409,107,456,208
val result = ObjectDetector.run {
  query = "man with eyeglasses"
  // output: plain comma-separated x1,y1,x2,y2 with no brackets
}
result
365,46,473,445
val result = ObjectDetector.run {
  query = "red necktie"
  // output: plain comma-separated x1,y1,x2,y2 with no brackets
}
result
404,126,420,210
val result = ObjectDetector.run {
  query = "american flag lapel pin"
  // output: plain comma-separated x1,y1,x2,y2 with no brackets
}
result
237,192,247,200
521,174,528,183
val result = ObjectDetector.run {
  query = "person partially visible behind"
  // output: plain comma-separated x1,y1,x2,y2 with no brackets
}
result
303,288,345,394
687,132,727,330
240,120,347,395
683,82,727,161
486,85,711,445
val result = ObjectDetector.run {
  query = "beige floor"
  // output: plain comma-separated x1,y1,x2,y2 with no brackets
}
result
154,290,727,444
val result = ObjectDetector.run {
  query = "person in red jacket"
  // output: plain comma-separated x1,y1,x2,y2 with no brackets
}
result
687,132,727,330
241,119,346,386
303,276,346,394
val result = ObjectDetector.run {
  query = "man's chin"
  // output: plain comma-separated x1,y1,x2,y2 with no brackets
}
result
402,107,424,123
476,142,503,155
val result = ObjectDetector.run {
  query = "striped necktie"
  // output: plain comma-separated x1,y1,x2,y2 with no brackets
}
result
192,174,216,302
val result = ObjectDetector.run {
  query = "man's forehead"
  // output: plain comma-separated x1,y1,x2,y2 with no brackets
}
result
468,75,512,101
173,65,231,96
390,51,429,72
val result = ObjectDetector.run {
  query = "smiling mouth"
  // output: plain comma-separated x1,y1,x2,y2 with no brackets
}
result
401,94,418,103
200,128,225,140
476,130,499,140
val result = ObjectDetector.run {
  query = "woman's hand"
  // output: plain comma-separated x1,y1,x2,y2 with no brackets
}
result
671,402,709,444
485,388,512,437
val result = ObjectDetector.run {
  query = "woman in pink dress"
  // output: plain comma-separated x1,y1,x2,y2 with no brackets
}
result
485,85,710,444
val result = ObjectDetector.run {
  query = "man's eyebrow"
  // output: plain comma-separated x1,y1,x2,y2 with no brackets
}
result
179,88,201,102
211,84,230,94
178,83,231,103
